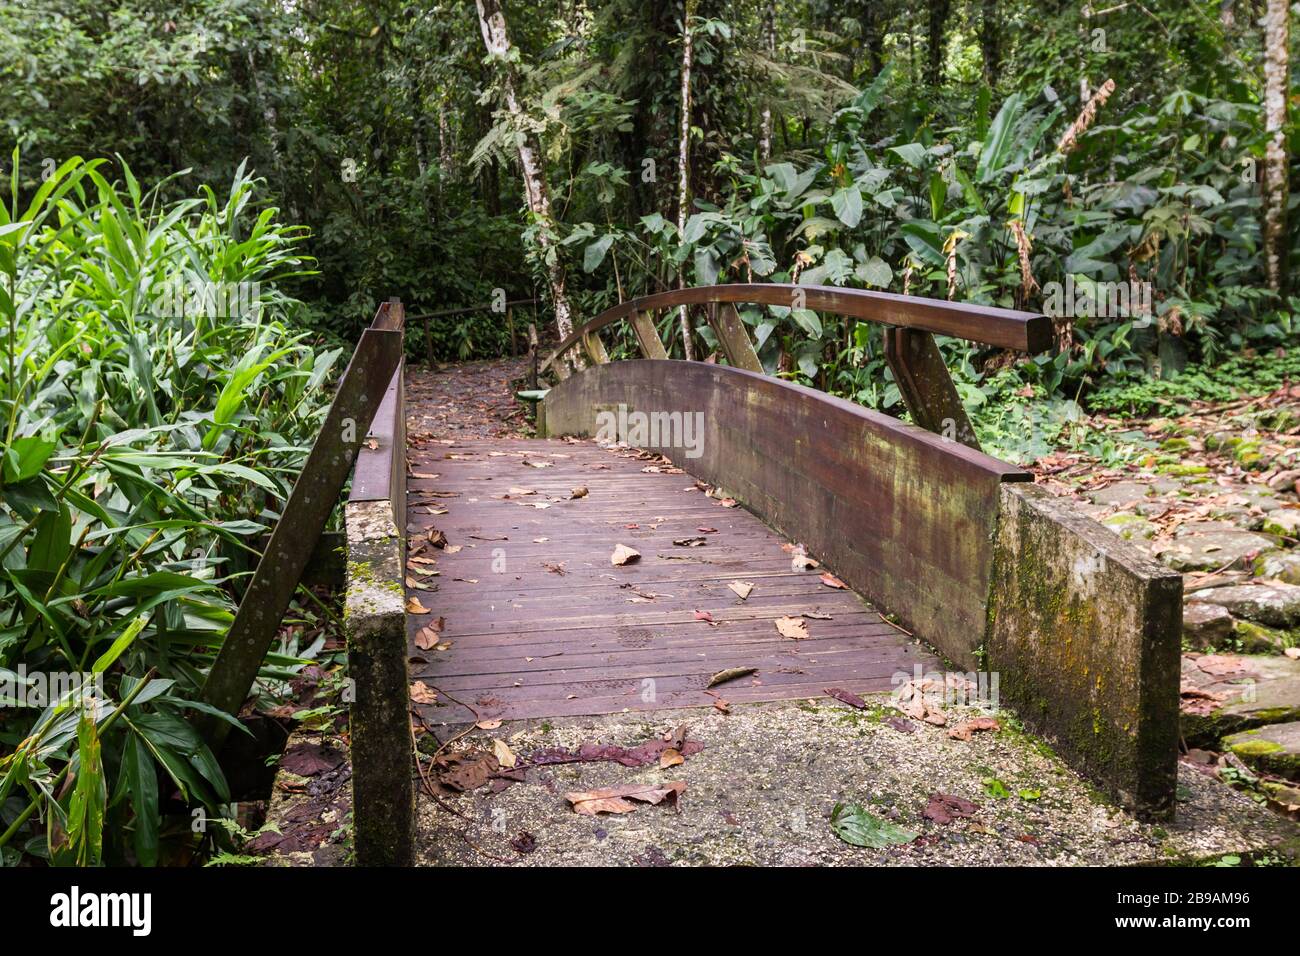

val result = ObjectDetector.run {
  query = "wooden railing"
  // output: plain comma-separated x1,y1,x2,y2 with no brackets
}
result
540,283,1051,450
199,300,405,740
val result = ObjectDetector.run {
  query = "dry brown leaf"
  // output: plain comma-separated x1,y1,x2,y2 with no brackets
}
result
428,529,448,549
775,616,810,640
414,617,445,649
660,749,684,769
409,681,438,704
947,717,1001,740
507,486,536,496
493,738,517,769
820,572,847,589
476,719,502,730
611,543,641,566
405,596,430,615
570,486,589,499
565,781,686,815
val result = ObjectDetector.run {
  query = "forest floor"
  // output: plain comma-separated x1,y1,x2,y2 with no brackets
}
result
258,358,1300,866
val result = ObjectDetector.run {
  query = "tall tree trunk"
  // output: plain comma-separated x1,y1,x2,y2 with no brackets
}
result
1262,0,1290,294
758,0,775,166
474,0,578,347
979,0,1001,90
675,0,698,359
926,0,950,88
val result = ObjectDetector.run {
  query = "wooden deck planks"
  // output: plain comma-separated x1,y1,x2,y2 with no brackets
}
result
405,436,937,726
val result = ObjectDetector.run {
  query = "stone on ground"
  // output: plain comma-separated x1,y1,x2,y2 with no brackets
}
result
1262,509,1300,538
1155,530,1275,572
1254,549,1300,585
1187,582,1300,628
1182,602,1234,648
1181,654,1300,746
1223,722,1300,780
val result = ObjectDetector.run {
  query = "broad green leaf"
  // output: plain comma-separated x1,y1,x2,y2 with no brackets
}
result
830,803,918,848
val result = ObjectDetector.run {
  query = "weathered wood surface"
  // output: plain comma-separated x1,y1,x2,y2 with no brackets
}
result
542,360,1030,670
884,326,981,450
404,437,936,726
542,282,1051,372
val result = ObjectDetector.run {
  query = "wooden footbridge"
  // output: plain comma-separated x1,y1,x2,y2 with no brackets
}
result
198,286,1183,865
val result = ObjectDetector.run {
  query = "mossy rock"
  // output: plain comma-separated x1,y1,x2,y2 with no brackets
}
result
1262,510,1300,538
1253,550,1300,585
1231,619,1295,655
1157,463,1210,477
1223,722,1300,780
1101,512,1157,540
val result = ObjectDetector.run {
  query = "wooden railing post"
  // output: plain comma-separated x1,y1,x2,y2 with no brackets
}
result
883,327,980,450
705,302,763,372
629,310,668,359
199,302,404,743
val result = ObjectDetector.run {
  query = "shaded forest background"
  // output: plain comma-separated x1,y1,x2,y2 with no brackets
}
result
4,1,1296,397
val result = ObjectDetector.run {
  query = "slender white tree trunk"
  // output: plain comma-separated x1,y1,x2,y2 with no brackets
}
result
1262,0,1290,294
676,0,696,361
475,0,578,347
759,0,775,165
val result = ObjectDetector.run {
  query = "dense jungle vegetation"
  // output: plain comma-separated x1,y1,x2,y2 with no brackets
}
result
0,0,1296,865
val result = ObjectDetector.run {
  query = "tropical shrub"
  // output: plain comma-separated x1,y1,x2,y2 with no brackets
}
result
0,156,337,865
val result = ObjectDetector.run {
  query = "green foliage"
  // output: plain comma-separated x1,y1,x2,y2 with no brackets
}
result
1089,349,1300,417
0,155,334,865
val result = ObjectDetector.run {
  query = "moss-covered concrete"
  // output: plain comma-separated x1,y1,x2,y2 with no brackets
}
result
986,483,1183,819
344,498,415,865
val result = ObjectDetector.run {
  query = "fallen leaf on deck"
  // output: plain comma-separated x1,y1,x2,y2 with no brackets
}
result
414,617,445,649
720,498,738,507
694,609,719,625
820,572,847,589
727,580,754,600
825,687,867,709
570,486,589,499
406,596,430,614
476,718,502,730
565,782,686,815
507,486,536,496
708,666,756,687
698,526,718,533
409,681,438,704
775,616,809,640
923,793,979,825
947,717,1001,740
444,544,463,554
428,529,448,549
533,536,549,543
611,543,641,566
674,536,707,547
410,472,439,479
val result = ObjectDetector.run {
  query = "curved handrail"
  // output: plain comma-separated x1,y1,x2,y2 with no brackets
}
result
541,283,1050,372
